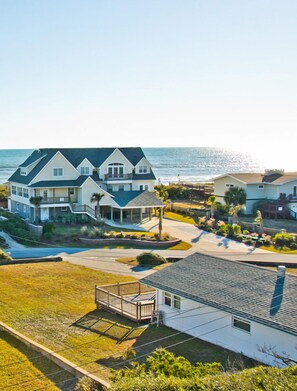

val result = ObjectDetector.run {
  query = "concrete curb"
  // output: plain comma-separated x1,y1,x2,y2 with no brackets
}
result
0,256,63,266
0,321,110,389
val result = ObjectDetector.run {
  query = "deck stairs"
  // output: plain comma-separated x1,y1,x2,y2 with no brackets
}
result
69,203,97,221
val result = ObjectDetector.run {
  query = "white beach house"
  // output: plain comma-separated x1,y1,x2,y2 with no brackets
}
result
213,169,297,218
141,253,297,367
8,147,164,223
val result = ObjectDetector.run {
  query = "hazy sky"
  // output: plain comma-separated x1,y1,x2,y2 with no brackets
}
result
0,1,296,156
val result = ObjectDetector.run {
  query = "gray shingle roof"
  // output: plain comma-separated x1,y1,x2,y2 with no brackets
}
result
111,190,164,208
216,172,297,185
141,253,297,336
133,173,156,180
28,175,90,188
9,148,149,185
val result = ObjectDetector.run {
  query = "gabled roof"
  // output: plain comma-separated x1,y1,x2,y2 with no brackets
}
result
132,173,156,180
28,175,90,188
142,253,297,337
9,147,149,185
214,172,297,185
110,190,164,208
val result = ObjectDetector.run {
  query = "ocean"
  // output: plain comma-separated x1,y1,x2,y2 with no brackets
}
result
0,147,266,185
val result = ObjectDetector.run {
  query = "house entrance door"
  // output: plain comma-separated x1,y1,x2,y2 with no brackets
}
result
40,208,49,221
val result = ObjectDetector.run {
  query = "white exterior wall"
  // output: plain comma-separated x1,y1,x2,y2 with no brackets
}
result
132,180,155,191
156,289,297,367
279,180,297,197
31,152,79,184
76,158,94,175
214,177,247,204
99,149,134,176
10,182,32,207
80,179,113,208
135,157,152,174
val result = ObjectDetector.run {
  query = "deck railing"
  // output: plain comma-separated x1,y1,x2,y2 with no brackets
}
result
41,196,73,204
95,282,156,322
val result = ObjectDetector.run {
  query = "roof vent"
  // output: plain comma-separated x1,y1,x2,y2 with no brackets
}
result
264,169,284,176
277,265,286,278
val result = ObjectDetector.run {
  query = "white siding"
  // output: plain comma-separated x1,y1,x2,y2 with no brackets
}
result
156,289,297,367
99,149,133,176
31,152,79,183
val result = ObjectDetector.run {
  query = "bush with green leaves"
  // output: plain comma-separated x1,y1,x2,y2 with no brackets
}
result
273,232,295,248
0,212,38,246
43,222,56,235
110,348,297,391
0,249,12,261
136,252,167,265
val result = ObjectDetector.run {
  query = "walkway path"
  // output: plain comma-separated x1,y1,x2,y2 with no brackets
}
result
0,230,26,250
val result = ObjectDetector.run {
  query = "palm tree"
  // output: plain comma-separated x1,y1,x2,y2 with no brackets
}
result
158,207,163,240
90,193,105,221
207,195,217,219
155,184,169,203
229,205,243,224
29,196,43,224
224,187,246,207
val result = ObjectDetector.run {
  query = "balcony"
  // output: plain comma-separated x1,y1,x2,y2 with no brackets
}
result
41,196,75,204
104,173,132,182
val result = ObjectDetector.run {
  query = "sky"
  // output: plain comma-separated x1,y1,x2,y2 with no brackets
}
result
0,0,296,160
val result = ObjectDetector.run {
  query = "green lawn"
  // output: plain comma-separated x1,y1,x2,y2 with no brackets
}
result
164,211,197,225
0,262,256,382
0,331,73,390
259,245,297,254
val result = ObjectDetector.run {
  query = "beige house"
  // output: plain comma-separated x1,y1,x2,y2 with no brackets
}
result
213,170,297,218
8,147,164,223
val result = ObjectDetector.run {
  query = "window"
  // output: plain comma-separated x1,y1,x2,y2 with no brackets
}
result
258,185,264,189
173,295,181,309
20,167,27,176
53,167,63,176
81,167,90,175
12,186,16,195
119,185,124,191
232,316,251,333
16,203,19,211
69,188,75,195
164,292,172,306
139,185,144,191
23,188,29,198
139,165,148,173
145,185,149,191
108,163,124,178
225,183,234,188
17,187,23,197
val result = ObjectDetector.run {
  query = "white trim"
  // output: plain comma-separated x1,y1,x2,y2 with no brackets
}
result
99,148,132,169
80,176,114,198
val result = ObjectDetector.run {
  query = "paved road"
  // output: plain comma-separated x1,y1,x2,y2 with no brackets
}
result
7,217,297,278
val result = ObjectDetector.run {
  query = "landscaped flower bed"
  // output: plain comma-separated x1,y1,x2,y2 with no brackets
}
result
196,217,297,250
79,226,181,248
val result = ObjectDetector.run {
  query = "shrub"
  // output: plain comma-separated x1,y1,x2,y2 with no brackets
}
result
273,232,295,247
243,230,249,235
43,222,56,235
245,239,253,246
290,242,297,250
43,232,52,240
80,225,89,235
116,232,125,238
0,249,12,261
136,252,167,265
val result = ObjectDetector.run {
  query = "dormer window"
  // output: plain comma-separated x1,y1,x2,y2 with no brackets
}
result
139,165,148,174
20,167,27,176
81,167,90,175
53,168,63,177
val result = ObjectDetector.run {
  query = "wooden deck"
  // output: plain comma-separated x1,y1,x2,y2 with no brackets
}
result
95,281,156,322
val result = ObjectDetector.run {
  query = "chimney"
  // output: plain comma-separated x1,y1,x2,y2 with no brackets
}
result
277,265,286,278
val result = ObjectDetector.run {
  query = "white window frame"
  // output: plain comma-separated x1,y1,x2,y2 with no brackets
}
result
17,187,23,197
232,316,251,333
164,292,172,307
173,295,181,309
23,188,29,198
12,186,16,195
258,185,264,189
225,183,234,188
139,165,148,174
80,166,90,175
20,167,27,176
16,202,19,211
53,167,63,177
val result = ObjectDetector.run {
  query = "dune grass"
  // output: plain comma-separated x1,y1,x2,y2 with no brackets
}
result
0,330,73,390
0,262,257,382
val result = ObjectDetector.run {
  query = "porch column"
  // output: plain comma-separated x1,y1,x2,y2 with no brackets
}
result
140,208,143,224
149,208,152,221
120,209,123,225
130,209,133,222
110,207,113,221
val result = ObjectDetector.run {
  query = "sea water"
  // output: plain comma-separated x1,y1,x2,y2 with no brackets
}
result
0,147,265,185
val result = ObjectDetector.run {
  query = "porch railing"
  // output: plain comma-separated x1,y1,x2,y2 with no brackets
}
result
104,173,133,181
41,196,73,204
95,282,156,322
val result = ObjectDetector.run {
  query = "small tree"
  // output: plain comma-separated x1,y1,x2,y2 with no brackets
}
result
90,193,105,221
29,196,43,224
224,187,246,207
229,205,243,224
207,195,217,219
254,210,264,234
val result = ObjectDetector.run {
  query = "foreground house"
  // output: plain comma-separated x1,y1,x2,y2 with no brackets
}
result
8,147,163,223
213,169,297,218
141,253,297,367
